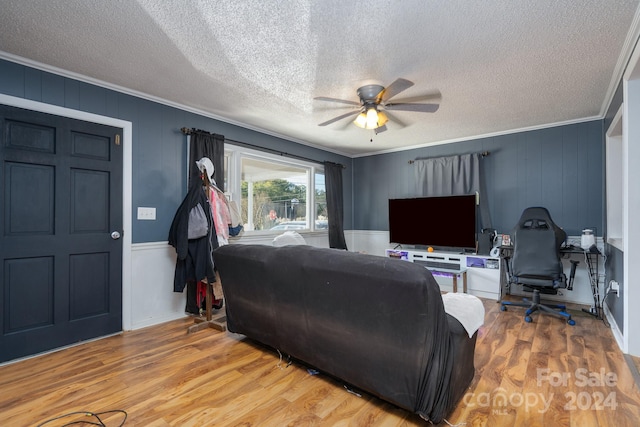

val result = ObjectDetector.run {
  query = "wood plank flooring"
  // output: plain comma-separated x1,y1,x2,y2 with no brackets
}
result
631,355,640,378
1,297,639,426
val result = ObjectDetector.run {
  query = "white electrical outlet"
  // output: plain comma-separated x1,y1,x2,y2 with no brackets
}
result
137,207,156,220
610,280,620,297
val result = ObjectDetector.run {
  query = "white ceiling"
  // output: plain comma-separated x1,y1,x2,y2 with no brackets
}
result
1,0,639,157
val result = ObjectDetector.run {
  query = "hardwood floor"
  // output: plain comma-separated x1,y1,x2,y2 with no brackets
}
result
1,297,639,427
631,355,640,378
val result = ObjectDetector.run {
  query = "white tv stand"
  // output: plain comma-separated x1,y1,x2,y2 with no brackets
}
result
386,249,501,300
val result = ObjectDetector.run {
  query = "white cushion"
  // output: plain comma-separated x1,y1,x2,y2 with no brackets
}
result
441,292,485,338
273,231,307,247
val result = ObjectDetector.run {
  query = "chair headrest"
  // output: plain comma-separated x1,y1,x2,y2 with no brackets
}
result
513,206,567,246
517,207,553,224
521,218,549,229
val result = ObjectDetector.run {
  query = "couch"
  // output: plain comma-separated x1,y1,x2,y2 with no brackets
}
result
213,244,481,423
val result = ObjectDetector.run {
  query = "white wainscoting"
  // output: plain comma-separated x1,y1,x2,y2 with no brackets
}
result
130,231,603,330
130,242,184,330
346,230,392,256
129,232,331,330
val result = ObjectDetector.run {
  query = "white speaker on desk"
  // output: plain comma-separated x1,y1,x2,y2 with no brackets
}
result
489,233,502,258
581,229,595,250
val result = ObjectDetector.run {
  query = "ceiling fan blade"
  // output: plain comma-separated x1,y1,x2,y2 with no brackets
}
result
314,105,359,112
387,91,441,104
314,96,360,106
379,78,414,103
318,110,360,126
383,111,407,128
385,103,440,113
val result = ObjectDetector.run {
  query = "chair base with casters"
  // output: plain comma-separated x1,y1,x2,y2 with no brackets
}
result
501,289,575,325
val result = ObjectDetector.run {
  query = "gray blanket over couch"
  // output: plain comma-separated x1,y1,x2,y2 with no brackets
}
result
214,244,476,423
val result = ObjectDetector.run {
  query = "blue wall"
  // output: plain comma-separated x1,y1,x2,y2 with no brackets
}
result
0,59,353,243
353,120,604,236
1,58,606,241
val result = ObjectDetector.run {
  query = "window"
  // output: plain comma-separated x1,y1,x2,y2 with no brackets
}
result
606,105,623,249
225,145,325,233
315,171,327,229
222,153,229,191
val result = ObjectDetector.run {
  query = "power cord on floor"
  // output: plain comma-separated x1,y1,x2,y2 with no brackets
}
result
420,414,466,426
36,409,127,426
276,349,292,370
439,419,467,426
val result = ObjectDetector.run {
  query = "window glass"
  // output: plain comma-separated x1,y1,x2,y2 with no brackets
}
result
314,171,327,230
223,153,230,191
241,157,309,231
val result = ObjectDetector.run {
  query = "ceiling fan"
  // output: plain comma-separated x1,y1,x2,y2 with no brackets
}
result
314,78,440,134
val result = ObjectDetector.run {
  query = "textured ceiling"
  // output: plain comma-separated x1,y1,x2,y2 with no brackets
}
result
0,0,638,156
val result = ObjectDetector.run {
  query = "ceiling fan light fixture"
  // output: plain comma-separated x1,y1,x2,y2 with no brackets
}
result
353,108,388,130
366,107,378,129
353,112,368,128
376,111,388,127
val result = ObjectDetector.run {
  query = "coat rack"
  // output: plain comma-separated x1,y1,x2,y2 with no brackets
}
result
187,273,226,333
187,173,226,334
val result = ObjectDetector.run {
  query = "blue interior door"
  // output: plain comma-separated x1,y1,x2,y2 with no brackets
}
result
0,104,123,363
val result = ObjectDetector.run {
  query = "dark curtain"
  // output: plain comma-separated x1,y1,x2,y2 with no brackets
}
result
413,153,492,230
324,161,348,250
188,131,225,191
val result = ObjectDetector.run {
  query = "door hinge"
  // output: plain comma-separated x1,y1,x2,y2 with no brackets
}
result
115,134,121,146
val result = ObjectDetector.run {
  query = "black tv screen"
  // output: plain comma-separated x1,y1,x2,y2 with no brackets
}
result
388,195,477,250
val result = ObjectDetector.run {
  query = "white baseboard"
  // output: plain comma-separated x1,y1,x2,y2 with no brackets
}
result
603,301,625,353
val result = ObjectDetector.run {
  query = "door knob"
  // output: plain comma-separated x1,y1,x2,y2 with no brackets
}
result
111,231,121,240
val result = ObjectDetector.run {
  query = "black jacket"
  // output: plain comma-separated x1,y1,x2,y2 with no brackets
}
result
168,179,218,292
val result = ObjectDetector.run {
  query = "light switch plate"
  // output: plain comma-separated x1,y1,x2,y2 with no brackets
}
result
137,207,156,220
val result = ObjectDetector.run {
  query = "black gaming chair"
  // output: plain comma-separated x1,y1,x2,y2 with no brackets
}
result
500,207,575,325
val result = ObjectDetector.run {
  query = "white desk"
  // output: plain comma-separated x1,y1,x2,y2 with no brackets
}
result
386,249,499,298
430,267,468,293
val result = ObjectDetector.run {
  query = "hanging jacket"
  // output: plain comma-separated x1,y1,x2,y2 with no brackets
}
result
208,185,231,246
168,178,218,292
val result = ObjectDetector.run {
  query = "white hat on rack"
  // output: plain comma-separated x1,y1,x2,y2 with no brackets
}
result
196,157,215,182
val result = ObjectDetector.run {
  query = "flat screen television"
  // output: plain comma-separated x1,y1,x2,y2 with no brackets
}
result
388,194,477,250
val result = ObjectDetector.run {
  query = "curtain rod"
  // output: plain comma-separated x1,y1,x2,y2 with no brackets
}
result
180,127,345,169
408,151,490,164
